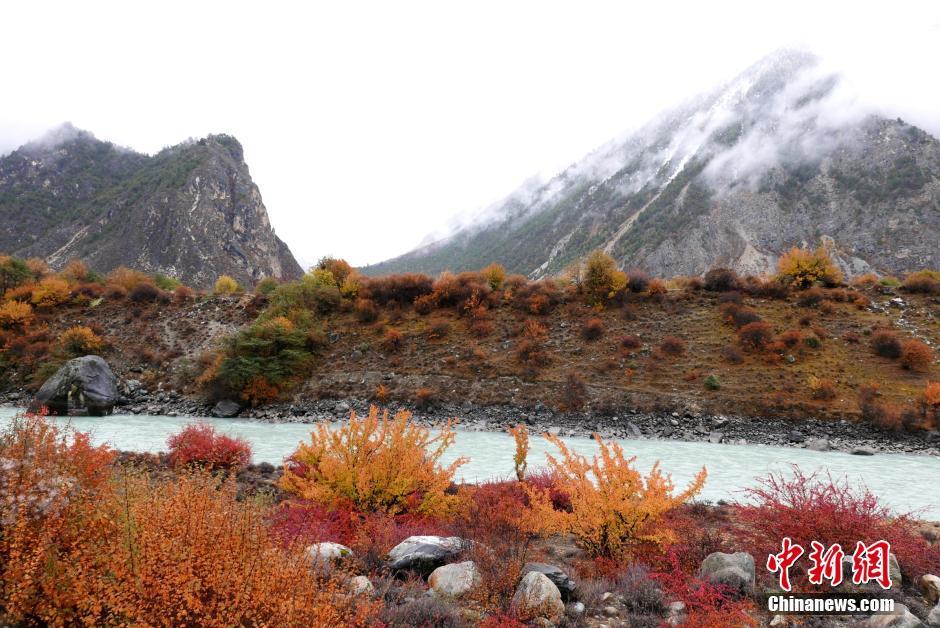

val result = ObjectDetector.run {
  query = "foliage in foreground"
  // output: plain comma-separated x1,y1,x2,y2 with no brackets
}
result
525,432,707,559
280,406,467,518
0,412,375,626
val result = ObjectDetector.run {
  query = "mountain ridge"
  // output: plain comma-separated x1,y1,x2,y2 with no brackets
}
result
363,51,940,279
0,124,303,288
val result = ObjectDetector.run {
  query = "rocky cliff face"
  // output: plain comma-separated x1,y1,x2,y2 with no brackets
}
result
364,51,940,278
0,124,303,288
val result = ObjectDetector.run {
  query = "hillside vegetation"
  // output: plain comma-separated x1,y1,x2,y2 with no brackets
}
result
2,250,939,436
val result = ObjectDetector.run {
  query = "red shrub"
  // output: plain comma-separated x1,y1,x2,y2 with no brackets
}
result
581,317,605,341
354,298,379,323
360,273,434,306
414,387,435,410
658,336,687,357
382,328,403,352
871,329,902,359
167,423,252,470
737,321,774,351
653,550,756,627
843,330,861,344
900,339,934,372
734,468,940,589
619,334,642,353
777,329,802,348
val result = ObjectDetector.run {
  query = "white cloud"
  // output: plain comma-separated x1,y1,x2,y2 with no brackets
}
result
1,0,938,266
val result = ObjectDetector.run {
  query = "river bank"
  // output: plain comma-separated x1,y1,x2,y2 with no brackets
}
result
4,389,938,457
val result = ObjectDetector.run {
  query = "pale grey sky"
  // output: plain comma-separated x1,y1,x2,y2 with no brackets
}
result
2,0,939,267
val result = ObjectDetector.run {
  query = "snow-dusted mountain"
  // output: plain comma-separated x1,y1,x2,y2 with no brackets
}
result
364,50,940,278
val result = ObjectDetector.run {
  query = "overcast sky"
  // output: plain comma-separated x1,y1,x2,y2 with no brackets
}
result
2,1,939,268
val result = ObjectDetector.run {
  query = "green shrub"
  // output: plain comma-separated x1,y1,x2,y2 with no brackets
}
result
704,374,720,390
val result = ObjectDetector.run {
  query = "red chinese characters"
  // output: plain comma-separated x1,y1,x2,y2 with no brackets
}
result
851,540,892,589
766,537,805,591
807,541,845,586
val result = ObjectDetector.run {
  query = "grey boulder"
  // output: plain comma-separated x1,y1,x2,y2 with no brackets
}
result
523,562,577,601
30,355,117,416
386,536,467,576
863,603,926,628
211,399,242,418
699,551,756,597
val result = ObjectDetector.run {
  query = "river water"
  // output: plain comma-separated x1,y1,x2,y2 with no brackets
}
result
1,408,936,516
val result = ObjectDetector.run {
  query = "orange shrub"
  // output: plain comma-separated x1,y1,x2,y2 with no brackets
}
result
354,297,379,323
382,328,403,351
167,423,252,470
737,321,773,351
871,329,902,359
525,433,706,559
173,284,195,302
0,300,34,329
241,376,280,405
414,387,435,409
481,263,506,290
60,259,90,284
107,266,151,291
900,339,934,372
58,325,104,356
95,472,377,626
581,317,605,341
30,277,71,307
902,269,940,294
374,383,390,403
508,424,529,481
776,247,843,288
647,278,668,296
279,406,466,518
808,376,837,401
658,335,687,357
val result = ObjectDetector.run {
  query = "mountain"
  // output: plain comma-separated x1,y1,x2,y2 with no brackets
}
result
0,124,303,288
364,51,940,279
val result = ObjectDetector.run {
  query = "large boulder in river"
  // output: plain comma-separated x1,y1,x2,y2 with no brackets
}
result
29,356,117,416
699,552,756,597
211,399,242,418
386,536,467,576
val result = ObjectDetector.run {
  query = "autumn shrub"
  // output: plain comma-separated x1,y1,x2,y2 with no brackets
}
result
512,279,562,314
354,297,379,323
776,246,843,289
280,407,466,517
264,279,341,318
382,328,403,352
900,338,934,372
627,269,651,293
871,329,902,359
620,334,642,353
103,472,377,626
581,316,605,341
167,423,251,470
0,300,34,328
30,277,71,307
843,330,861,344
414,387,435,410
796,286,826,307
703,267,739,292
360,273,434,306
0,411,116,623
559,372,587,411
658,335,687,357
129,282,161,303
720,303,761,328
581,250,627,305
777,329,802,348
653,550,756,627
734,467,940,590
413,293,436,314
902,269,940,294
427,320,450,340
431,271,492,309
173,284,195,303
739,274,789,299
241,376,280,405
737,321,774,351
481,263,506,290
808,376,837,401
918,382,940,429
508,424,529,481
106,266,151,292
59,325,104,356
525,433,706,559
213,274,241,295
721,345,743,364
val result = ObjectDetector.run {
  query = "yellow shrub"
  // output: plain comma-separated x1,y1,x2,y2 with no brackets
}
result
304,268,337,289
525,433,706,559
59,326,104,355
30,277,71,307
582,250,622,304
776,247,843,289
481,263,507,291
279,406,466,517
213,275,241,295
508,424,529,481
106,266,151,291
0,300,34,328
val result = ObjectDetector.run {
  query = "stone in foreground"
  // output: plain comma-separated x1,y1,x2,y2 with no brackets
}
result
863,603,925,628
428,561,480,597
386,536,466,577
305,542,353,573
698,551,756,597
523,562,577,601
30,355,118,416
511,571,565,622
